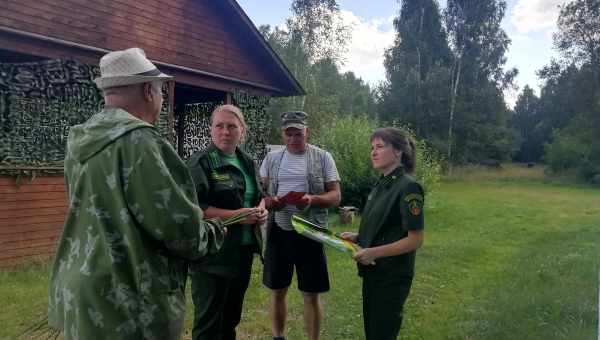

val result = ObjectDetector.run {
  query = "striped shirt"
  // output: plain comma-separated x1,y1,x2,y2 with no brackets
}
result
260,149,340,230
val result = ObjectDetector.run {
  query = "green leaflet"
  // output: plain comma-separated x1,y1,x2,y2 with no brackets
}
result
291,214,359,256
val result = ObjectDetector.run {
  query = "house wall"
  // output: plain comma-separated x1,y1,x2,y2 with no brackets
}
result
0,0,292,266
0,176,67,266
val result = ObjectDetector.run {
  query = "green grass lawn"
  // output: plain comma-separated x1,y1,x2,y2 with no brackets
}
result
2,166,599,339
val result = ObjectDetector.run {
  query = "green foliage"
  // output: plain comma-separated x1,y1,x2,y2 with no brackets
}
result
445,0,513,85
288,0,350,64
536,0,600,183
577,158,600,185
379,0,518,165
543,115,600,185
258,1,375,142
312,115,379,207
544,124,592,172
379,0,451,135
413,133,443,195
312,115,442,208
447,82,518,164
554,0,600,66
303,59,375,130
537,63,593,141
388,122,442,195
511,85,544,163
261,50,375,142
443,0,517,163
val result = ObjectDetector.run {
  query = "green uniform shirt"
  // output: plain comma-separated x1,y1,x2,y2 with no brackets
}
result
47,107,225,340
187,145,263,276
221,152,256,245
357,166,424,279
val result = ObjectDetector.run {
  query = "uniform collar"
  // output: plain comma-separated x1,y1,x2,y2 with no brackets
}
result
208,144,239,169
376,165,405,187
207,143,252,171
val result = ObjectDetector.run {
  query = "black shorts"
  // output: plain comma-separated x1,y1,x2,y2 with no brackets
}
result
262,222,330,293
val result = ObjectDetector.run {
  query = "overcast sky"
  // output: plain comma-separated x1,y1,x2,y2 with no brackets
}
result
237,0,569,107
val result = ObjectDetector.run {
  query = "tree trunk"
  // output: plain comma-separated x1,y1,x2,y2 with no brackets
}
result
448,53,462,170
415,7,425,136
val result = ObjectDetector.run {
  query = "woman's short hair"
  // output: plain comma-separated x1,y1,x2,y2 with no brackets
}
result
370,127,417,174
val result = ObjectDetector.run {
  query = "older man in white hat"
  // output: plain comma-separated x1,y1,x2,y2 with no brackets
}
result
48,47,225,340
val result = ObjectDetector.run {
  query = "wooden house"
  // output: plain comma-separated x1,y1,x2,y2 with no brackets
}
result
0,0,304,266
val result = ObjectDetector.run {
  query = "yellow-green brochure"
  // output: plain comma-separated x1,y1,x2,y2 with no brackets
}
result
292,214,360,255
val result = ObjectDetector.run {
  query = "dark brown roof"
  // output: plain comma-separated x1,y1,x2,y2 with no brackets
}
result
0,0,304,97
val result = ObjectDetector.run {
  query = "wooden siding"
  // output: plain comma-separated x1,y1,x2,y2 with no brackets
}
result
0,0,293,94
0,176,67,266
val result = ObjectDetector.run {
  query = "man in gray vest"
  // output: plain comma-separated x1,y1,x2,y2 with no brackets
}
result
260,111,341,340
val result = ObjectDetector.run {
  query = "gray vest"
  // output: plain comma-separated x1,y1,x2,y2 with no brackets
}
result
265,144,330,227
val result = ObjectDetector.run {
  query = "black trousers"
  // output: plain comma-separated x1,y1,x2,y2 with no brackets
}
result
190,246,254,340
362,274,412,340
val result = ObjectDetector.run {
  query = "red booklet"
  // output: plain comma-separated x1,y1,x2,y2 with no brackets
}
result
279,191,306,205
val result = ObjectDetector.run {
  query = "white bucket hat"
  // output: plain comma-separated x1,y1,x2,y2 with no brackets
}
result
94,47,173,89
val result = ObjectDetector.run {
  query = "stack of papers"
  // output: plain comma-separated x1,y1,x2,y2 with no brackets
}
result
291,214,360,255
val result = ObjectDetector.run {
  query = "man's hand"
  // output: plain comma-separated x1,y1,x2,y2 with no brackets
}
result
265,196,284,211
295,194,312,210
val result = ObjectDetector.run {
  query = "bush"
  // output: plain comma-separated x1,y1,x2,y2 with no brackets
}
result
313,115,379,208
314,115,442,208
413,132,442,195
576,148,600,185
543,128,591,173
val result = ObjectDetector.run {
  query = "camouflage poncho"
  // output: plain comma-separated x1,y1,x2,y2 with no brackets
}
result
48,107,224,339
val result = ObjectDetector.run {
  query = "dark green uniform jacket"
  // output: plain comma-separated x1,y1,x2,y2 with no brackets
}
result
48,107,225,340
357,166,425,279
187,144,264,276
357,166,425,339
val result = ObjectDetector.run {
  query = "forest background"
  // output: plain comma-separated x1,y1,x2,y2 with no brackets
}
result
253,0,600,206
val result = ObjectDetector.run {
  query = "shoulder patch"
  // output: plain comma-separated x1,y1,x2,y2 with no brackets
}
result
408,199,422,216
404,192,423,216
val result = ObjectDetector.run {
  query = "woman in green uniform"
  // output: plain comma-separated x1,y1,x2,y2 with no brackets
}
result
186,104,268,340
341,127,424,340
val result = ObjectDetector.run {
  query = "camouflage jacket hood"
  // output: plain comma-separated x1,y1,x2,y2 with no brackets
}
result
66,106,152,163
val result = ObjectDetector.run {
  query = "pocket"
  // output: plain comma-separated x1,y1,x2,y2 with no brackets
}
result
309,174,325,185
308,174,325,192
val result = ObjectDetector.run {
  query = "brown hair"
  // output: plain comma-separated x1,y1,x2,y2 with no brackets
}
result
370,127,417,174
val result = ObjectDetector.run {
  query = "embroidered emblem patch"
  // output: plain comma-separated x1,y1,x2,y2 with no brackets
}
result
408,199,422,216
211,171,230,182
404,193,423,216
